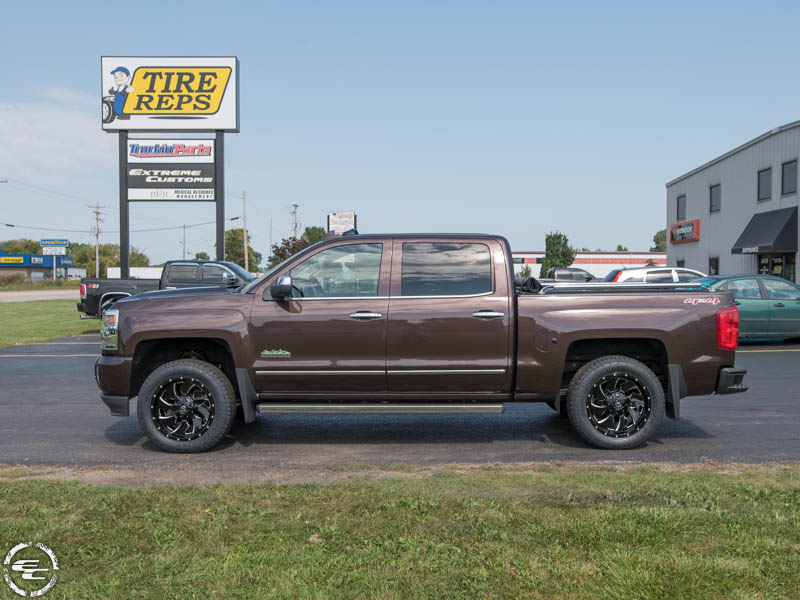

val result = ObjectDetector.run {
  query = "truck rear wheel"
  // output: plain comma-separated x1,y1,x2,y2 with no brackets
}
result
566,356,664,449
137,359,236,453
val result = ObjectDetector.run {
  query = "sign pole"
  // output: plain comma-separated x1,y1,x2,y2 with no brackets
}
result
53,255,56,280
215,131,225,261
119,131,130,279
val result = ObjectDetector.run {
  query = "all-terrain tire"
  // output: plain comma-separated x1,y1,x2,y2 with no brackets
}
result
566,355,665,450
137,359,236,453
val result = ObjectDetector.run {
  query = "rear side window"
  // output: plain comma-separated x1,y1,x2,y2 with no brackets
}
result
165,265,198,284
401,242,492,296
676,270,698,282
762,278,800,299
646,271,674,283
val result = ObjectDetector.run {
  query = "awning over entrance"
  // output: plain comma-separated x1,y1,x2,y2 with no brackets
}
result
731,206,797,254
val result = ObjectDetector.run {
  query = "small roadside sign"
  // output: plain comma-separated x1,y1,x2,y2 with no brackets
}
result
42,247,67,256
40,239,69,246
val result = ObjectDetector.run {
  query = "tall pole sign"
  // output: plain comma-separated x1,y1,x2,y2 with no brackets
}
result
101,56,239,276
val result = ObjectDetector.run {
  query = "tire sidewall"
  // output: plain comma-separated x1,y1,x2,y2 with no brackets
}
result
567,356,665,450
137,360,235,453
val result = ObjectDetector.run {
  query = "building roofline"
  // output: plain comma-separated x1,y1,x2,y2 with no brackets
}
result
665,120,800,187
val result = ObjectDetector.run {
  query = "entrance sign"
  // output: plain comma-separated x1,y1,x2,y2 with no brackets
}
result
101,57,239,132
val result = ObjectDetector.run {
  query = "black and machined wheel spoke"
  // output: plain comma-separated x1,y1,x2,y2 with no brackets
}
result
586,371,651,438
152,377,216,442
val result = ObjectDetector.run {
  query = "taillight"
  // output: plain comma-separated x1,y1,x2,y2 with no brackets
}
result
717,306,739,350
80,283,86,297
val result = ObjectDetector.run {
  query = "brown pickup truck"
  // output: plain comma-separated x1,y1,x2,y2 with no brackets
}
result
95,233,747,453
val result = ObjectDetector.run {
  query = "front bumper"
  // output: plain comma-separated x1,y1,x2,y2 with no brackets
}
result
95,355,133,416
715,366,748,395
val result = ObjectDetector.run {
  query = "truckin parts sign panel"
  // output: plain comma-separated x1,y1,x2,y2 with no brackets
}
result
101,56,239,132
127,163,215,201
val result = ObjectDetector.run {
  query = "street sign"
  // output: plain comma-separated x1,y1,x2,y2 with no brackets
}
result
327,211,357,235
40,239,69,246
42,246,67,256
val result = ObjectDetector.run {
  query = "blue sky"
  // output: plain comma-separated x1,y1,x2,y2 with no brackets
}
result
2,0,800,264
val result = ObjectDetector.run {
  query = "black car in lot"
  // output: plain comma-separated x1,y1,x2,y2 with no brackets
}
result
78,260,255,318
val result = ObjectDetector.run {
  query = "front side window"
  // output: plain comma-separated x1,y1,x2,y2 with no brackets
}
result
762,278,800,299
709,184,721,213
401,242,492,296
709,257,719,276
676,195,686,220
202,265,228,284
726,279,762,299
758,168,771,201
289,243,382,298
782,160,797,195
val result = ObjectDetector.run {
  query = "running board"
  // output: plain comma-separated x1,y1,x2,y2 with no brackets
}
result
255,403,505,414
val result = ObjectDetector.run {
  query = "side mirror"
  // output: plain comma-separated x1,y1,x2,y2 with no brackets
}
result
223,271,238,287
270,275,293,299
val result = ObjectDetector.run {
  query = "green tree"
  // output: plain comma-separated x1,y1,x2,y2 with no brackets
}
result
650,229,666,252
267,236,311,268
519,264,532,278
616,244,629,251
302,226,326,244
194,251,210,260
224,228,262,270
540,231,576,277
0,238,41,255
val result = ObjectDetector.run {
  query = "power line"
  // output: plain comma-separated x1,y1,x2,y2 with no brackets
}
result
0,217,241,235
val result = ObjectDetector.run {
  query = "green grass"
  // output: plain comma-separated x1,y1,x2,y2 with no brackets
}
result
0,300,99,347
1,464,798,599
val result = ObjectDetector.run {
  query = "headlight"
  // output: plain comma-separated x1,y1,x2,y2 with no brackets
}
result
101,308,119,351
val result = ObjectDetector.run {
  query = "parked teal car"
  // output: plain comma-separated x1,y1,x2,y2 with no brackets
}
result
693,275,800,339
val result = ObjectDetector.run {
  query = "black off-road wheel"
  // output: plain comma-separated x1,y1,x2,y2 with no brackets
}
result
137,359,236,453
566,356,664,449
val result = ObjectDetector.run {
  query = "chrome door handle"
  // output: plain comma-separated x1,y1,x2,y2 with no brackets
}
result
471,310,505,320
349,311,383,320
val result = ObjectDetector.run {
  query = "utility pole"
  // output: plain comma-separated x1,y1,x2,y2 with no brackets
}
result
242,190,248,272
290,204,299,239
182,224,187,260
89,204,105,278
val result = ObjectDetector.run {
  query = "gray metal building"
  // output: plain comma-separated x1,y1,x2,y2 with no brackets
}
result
666,121,799,282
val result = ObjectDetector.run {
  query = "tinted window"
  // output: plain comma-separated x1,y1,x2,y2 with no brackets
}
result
290,244,382,298
727,279,762,299
762,278,800,299
709,257,719,276
202,265,227,284
401,242,491,296
709,184,721,213
166,265,198,283
677,195,686,220
758,168,771,201
624,275,644,282
782,160,797,195
676,270,698,282
646,271,674,283
603,269,621,282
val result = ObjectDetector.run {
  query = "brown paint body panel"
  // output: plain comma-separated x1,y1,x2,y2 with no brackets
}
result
99,234,736,404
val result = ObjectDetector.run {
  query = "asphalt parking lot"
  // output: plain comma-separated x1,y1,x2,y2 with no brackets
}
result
0,335,798,469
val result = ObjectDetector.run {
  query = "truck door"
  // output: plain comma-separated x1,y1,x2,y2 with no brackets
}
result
386,238,512,394
249,241,390,393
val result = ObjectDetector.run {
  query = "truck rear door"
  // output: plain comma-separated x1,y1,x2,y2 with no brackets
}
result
386,238,512,394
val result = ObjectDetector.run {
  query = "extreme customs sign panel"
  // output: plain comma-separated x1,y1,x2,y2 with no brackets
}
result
128,164,215,201
101,57,238,132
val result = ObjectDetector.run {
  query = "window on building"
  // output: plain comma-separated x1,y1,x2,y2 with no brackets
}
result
782,160,797,195
708,257,719,276
709,184,721,213
758,168,771,201
676,195,686,221
512,257,523,265
676,259,685,268
401,242,492,296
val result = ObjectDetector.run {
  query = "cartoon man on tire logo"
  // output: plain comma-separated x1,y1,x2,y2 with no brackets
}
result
102,65,135,124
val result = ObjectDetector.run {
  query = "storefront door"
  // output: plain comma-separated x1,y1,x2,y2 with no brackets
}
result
758,254,796,282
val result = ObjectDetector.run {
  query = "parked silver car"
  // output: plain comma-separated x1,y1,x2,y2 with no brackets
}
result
603,266,706,283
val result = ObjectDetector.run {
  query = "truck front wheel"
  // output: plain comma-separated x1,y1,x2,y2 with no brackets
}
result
566,356,664,449
137,359,237,453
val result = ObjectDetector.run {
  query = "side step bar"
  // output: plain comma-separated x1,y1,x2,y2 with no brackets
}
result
256,403,505,414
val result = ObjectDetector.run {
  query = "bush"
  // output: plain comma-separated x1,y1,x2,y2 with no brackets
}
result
0,274,27,287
